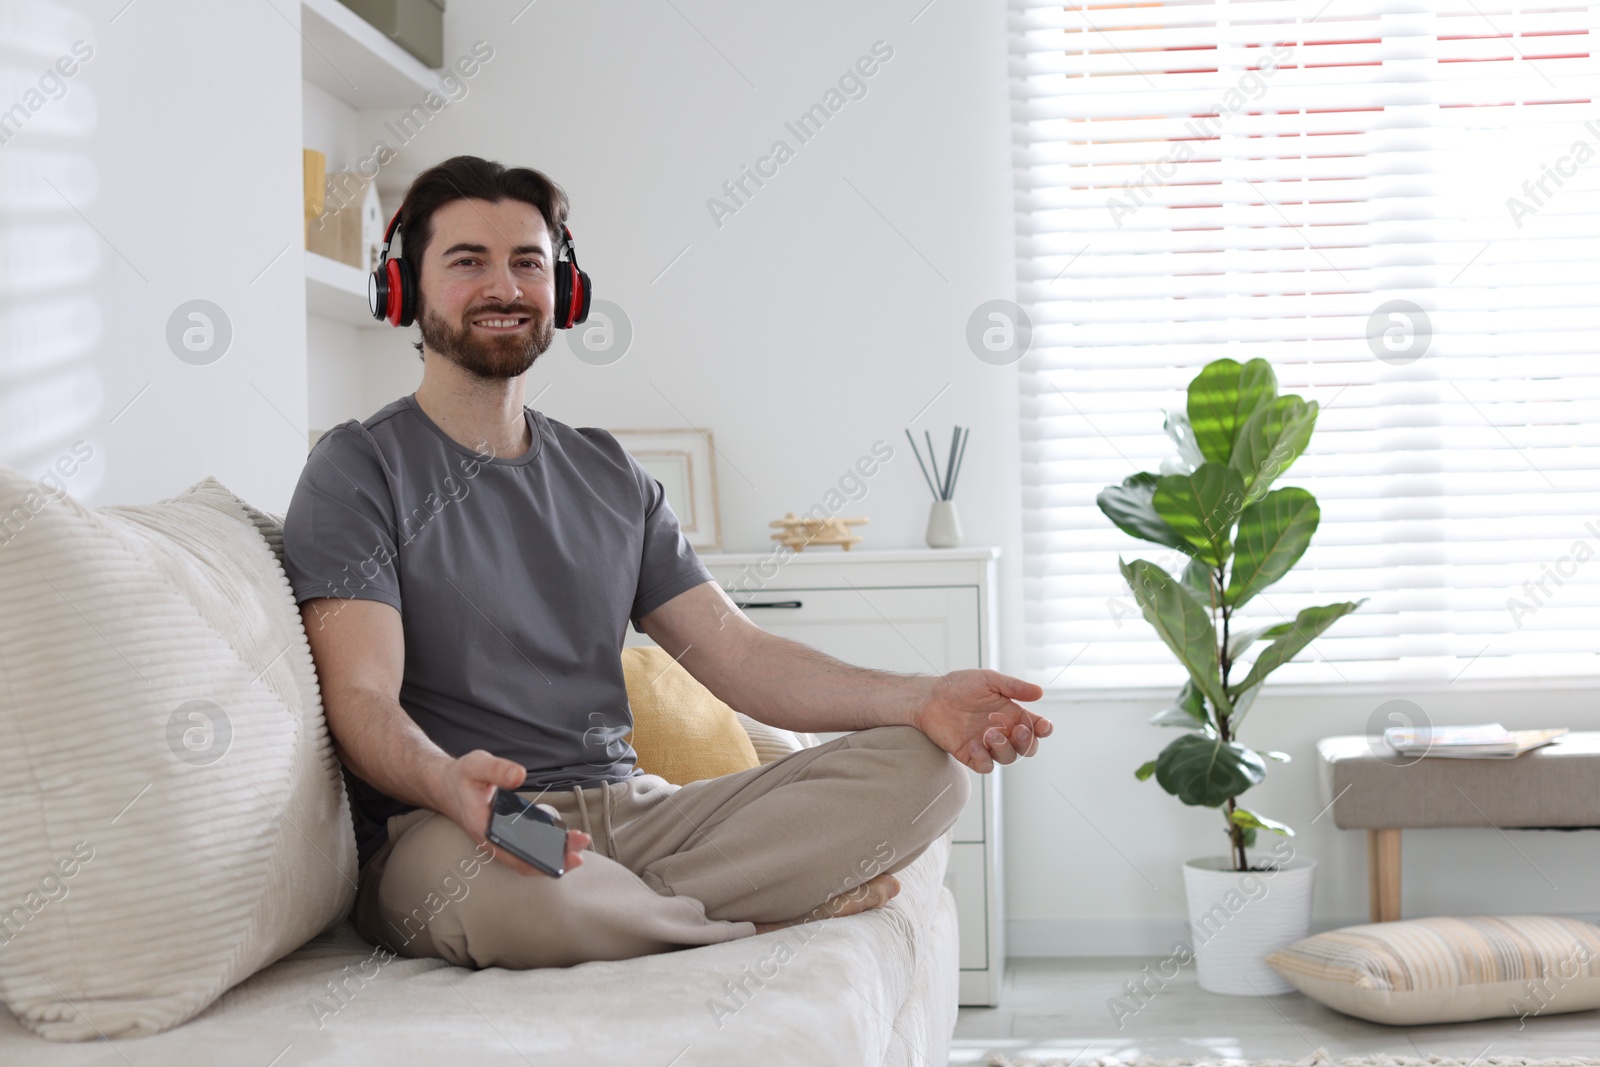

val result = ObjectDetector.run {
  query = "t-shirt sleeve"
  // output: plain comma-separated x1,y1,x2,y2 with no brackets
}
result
281,424,403,613
624,449,715,628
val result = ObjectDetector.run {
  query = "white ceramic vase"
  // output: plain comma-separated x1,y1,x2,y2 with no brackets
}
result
925,499,963,548
1181,854,1316,995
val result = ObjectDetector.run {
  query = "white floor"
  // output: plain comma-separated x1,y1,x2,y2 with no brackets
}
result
951,958,1600,1064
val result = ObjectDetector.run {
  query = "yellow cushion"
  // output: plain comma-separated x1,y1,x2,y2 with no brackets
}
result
621,646,760,784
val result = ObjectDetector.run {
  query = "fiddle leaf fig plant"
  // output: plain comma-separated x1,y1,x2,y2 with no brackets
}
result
1100,358,1366,872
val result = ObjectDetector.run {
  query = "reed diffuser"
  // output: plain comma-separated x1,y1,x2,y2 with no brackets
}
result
905,425,968,548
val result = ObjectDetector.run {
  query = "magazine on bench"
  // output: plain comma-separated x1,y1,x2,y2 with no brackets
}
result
1382,723,1569,759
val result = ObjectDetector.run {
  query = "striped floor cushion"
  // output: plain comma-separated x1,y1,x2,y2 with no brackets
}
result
1266,915,1600,1025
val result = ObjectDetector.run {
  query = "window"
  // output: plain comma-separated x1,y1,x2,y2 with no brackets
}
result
1012,0,1600,690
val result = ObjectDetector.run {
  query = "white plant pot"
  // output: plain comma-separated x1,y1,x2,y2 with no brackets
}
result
925,499,963,548
1182,854,1316,996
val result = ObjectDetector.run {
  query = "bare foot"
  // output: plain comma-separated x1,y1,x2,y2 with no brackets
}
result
751,872,901,935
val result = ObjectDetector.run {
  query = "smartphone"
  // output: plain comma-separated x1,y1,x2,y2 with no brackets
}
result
485,788,568,877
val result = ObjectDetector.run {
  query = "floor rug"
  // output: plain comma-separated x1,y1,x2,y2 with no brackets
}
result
982,1052,1600,1067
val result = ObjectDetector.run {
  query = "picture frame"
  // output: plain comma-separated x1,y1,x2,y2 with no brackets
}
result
607,428,723,550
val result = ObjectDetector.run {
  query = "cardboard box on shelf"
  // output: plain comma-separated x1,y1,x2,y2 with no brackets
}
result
307,171,385,272
302,149,326,249
341,0,446,69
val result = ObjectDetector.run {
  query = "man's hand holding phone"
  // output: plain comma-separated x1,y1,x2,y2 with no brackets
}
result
433,749,590,877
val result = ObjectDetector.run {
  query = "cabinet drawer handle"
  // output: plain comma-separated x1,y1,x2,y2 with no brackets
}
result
732,599,803,610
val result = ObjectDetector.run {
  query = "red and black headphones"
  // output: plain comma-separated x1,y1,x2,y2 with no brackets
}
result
367,206,592,329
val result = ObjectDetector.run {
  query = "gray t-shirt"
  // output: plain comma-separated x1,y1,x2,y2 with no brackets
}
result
281,393,713,865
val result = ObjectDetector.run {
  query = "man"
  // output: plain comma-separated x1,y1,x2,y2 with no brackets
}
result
282,155,1051,970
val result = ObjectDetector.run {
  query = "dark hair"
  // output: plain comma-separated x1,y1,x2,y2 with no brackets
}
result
396,155,570,354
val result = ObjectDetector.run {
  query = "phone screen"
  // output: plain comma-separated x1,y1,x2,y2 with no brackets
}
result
486,789,568,877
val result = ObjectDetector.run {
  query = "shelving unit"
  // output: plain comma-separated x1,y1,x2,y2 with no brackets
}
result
301,0,437,109
299,0,441,434
305,250,382,328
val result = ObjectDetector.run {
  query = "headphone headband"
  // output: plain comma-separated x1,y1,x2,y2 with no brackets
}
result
379,206,403,260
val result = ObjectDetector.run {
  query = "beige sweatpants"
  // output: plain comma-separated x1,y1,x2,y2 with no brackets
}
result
350,723,971,969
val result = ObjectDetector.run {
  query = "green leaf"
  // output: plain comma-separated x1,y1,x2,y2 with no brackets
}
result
1153,734,1267,807
1119,558,1232,716
1164,410,1205,471
1152,463,1248,567
1135,760,1158,781
1230,395,1319,505
1149,706,1210,729
1226,488,1321,609
1188,359,1279,465
1227,681,1261,729
1226,622,1292,659
1230,806,1296,837
1149,680,1210,729
1231,600,1366,696
1097,473,1193,554
1183,557,1217,608
1239,825,1258,849
1259,750,1292,763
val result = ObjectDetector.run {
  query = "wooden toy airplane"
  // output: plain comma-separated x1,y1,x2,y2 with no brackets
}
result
768,512,868,551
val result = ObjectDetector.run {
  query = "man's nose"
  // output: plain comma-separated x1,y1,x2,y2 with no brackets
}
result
479,262,523,305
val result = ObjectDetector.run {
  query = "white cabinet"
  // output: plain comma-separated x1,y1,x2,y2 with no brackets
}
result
944,841,990,972
628,546,1006,1006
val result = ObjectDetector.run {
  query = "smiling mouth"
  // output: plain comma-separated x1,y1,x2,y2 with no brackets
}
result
470,313,532,332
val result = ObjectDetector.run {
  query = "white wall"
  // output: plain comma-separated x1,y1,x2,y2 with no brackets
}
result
0,0,308,512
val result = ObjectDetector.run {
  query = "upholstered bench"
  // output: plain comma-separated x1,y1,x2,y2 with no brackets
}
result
1315,732,1600,922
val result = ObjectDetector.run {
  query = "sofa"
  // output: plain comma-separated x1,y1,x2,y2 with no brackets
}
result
0,469,960,1066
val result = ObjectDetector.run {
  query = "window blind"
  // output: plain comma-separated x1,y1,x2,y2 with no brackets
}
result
1012,0,1600,690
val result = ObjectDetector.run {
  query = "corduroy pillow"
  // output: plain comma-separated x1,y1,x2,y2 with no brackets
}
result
1266,915,1600,1026
0,469,356,1041
620,646,760,783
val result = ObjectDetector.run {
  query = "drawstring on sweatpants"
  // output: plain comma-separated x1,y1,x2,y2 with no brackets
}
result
569,782,617,860
605,782,615,859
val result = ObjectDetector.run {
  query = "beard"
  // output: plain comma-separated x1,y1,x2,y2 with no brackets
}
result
416,295,555,380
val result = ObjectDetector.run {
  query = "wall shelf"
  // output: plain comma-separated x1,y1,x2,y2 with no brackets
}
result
306,250,385,329
301,0,439,109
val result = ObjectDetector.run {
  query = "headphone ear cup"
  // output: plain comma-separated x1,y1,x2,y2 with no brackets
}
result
554,258,573,329
395,257,417,328
382,259,404,326
572,268,591,326
369,264,389,322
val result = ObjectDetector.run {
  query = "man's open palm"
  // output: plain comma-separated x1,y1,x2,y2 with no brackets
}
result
912,669,1050,773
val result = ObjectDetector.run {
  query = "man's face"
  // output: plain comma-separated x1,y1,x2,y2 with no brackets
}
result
415,197,557,379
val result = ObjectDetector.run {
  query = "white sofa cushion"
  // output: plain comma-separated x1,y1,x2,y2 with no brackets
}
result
734,711,821,762
0,470,356,1041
